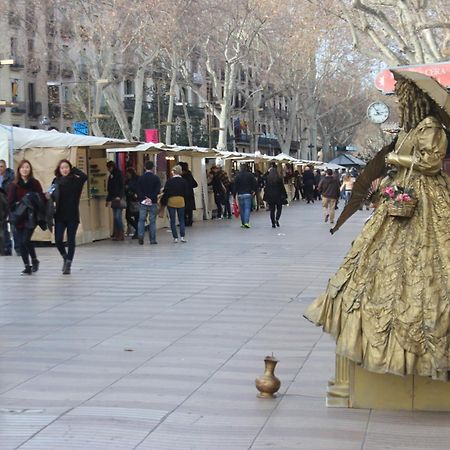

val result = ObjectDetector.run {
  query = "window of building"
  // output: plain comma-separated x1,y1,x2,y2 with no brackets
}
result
124,79,134,96
48,85,60,104
10,37,17,59
28,83,35,105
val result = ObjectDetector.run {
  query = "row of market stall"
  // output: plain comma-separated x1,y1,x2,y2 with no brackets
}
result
0,126,345,244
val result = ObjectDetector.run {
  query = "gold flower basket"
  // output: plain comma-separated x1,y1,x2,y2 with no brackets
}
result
388,198,417,218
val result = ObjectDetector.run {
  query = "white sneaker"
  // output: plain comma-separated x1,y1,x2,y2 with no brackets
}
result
180,237,187,243
173,238,178,243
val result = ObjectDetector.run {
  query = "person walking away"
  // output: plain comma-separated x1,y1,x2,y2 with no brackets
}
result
263,167,287,228
180,162,198,226
302,166,315,203
7,160,45,275
124,167,140,238
314,169,322,201
219,168,232,219
160,165,188,243
136,160,161,245
0,159,15,255
255,169,265,210
318,169,340,224
293,170,301,201
340,173,355,206
208,165,226,219
106,161,125,241
233,164,258,228
48,159,87,274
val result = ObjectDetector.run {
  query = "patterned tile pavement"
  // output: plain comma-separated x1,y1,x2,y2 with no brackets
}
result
1,201,449,449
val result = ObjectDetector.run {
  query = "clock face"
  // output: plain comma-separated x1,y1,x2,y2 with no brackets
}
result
367,101,390,124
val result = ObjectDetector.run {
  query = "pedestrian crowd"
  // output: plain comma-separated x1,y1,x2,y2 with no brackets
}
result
0,156,361,276
291,166,359,224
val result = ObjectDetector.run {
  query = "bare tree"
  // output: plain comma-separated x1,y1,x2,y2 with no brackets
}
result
308,0,450,65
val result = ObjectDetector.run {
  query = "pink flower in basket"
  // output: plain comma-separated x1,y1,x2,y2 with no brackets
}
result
395,193,412,203
384,186,395,198
401,193,411,202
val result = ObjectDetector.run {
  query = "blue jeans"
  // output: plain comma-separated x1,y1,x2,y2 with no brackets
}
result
168,207,185,239
112,207,123,233
55,220,79,261
238,193,252,225
138,203,158,243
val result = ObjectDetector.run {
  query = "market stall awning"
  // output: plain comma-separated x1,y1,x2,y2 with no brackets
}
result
5,126,132,149
274,153,301,163
108,142,219,157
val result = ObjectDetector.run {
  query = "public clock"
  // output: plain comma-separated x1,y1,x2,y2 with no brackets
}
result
367,101,390,124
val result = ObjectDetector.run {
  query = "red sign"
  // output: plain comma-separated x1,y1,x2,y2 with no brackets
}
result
145,129,159,143
375,62,450,94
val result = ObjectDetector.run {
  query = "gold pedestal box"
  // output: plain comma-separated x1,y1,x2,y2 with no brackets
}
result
346,360,450,411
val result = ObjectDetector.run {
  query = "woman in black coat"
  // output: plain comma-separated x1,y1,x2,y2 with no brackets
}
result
106,161,125,241
8,160,44,275
263,167,287,228
179,162,198,226
160,165,188,243
49,159,87,274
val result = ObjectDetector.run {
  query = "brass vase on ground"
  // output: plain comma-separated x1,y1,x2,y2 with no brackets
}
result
255,355,281,398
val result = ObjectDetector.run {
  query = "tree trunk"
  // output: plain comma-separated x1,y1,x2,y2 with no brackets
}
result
131,66,145,141
217,62,237,151
165,65,178,145
274,94,298,155
180,87,193,146
103,84,132,141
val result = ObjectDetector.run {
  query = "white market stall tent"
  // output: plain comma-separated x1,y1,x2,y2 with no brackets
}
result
6,126,135,243
108,143,220,221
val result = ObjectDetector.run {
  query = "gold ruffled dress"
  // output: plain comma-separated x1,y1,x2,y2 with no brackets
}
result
305,116,450,380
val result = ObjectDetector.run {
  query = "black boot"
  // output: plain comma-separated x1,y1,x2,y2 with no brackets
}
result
31,259,40,273
63,260,72,275
21,265,32,275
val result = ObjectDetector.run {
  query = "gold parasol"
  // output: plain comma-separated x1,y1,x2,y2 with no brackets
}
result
391,69,450,129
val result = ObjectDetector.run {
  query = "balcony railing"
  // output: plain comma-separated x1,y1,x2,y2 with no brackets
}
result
8,11,21,27
10,57,25,71
11,101,27,115
61,67,74,78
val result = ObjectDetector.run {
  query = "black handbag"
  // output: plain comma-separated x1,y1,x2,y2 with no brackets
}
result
111,198,127,209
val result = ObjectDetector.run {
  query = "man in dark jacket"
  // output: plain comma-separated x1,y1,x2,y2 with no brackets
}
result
136,160,161,245
0,160,14,255
302,166,316,203
233,164,258,228
318,169,341,224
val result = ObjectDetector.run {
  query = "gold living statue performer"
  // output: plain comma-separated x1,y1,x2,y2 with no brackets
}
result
305,70,450,408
